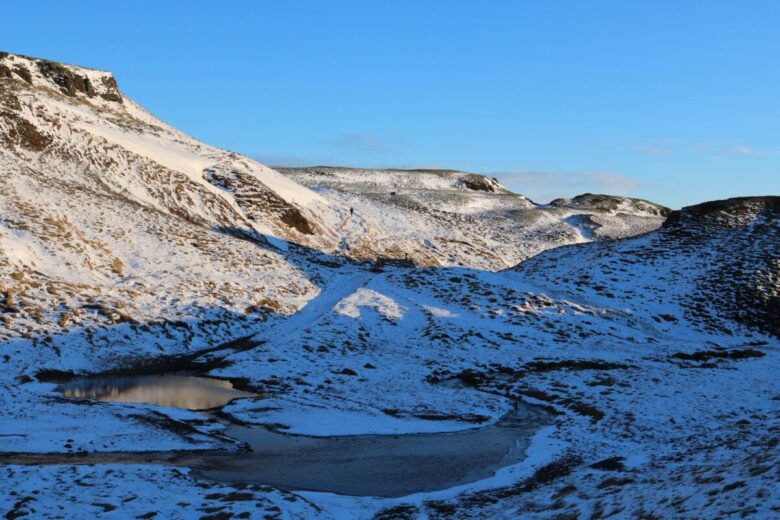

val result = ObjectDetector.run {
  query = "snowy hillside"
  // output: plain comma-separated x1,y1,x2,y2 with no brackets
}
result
280,166,669,269
1,53,777,519
206,196,777,518
0,50,670,347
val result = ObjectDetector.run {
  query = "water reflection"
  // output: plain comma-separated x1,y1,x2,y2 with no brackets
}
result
56,375,256,410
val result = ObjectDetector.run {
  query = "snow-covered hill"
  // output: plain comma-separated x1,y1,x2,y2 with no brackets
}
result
280,166,670,269
0,51,669,346
207,196,778,518
1,53,777,519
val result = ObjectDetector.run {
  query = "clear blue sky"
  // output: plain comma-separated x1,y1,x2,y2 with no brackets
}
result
6,1,779,207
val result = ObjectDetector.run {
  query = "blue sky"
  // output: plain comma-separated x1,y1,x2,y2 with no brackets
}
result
5,1,779,207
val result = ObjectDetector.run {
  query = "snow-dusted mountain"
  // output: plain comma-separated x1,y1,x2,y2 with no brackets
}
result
280,166,670,269
0,51,669,345
1,53,777,519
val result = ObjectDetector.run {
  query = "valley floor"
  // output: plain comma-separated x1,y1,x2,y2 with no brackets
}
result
1,253,778,519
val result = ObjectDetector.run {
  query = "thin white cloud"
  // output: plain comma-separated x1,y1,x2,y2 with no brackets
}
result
636,141,759,157
729,146,756,155
495,171,640,204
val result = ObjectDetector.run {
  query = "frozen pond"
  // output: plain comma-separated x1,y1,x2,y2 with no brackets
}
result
50,375,549,497
202,402,548,497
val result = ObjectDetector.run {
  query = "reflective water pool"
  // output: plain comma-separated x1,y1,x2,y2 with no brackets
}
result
56,375,256,410
51,374,549,497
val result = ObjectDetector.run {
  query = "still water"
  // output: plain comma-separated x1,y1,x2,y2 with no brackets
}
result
56,375,255,410
53,374,548,497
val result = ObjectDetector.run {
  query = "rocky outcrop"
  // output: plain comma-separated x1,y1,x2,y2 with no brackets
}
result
0,52,122,103
664,196,780,226
0,109,51,151
552,193,671,218
460,174,501,192
203,165,317,236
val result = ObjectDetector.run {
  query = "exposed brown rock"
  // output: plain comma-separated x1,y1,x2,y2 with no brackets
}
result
12,65,32,84
280,208,314,235
99,76,123,102
0,110,51,151
36,60,95,98
461,175,497,192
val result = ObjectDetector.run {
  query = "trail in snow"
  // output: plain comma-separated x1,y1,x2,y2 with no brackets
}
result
563,215,598,242
254,271,373,345
339,213,351,230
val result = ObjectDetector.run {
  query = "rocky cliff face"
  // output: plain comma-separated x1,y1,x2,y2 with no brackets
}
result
0,52,122,103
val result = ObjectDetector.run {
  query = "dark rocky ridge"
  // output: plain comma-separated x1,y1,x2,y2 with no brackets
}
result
665,196,780,225
0,52,123,103
516,196,780,338
664,196,780,338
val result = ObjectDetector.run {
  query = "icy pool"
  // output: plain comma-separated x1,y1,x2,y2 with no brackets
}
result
56,375,256,410
51,375,548,497
200,402,549,497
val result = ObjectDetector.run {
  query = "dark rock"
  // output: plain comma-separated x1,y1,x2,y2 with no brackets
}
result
280,207,314,235
0,110,51,151
524,359,632,372
12,65,32,84
99,75,123,103
590,456,626,471
374,504,419,520
36,60,95,97
456,368,486,387
35,369,76,383
461,175,497,192
671,348,765,362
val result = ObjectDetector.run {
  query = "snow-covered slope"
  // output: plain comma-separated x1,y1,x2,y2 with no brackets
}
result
0,52,341,245
205,196,776,518
1,53,777,519
279,166,670,269
0,53,342,352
